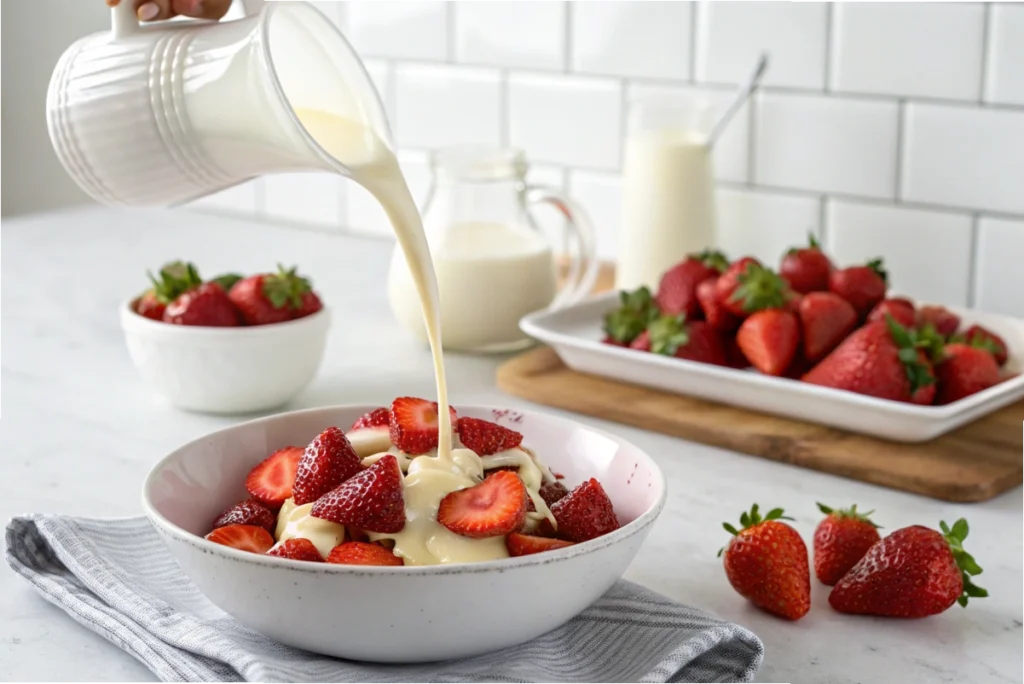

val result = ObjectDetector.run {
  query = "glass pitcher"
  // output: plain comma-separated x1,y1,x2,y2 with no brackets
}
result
387,146,598,353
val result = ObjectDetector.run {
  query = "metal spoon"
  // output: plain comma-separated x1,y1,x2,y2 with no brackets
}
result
707,53,769,149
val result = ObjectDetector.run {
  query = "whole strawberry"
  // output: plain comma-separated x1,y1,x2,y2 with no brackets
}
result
163,282,240,327
780,234,833,294
813,503,881,586
935,343,1001,404
229,265,315,326
829,259,888,318
136,261,204,321
960,324,1008,366
646,315,728,366
655,250,729,318
830,518,986,617
719,504,810,620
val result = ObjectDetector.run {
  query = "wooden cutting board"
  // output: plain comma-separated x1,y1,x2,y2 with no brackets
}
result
497,347,1023,502
535,259,1023,501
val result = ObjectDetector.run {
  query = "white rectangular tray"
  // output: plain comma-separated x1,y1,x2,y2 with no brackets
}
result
520,292,1024,443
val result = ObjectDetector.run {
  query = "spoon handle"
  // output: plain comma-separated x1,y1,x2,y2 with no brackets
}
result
707,53,769,149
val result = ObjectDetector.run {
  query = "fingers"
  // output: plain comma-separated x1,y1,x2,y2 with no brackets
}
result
134,0,174,21
173,0,234,20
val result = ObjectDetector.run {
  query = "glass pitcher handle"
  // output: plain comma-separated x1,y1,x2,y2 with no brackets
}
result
526,186,600,309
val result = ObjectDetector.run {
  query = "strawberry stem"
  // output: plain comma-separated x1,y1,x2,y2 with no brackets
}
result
648,314,690,356
884,315,937,395
816,502,881,528
718,503,793,557
695,249,730,273
146,261,202,304
866,258,888,283
603,286,660,344
939,518,987,607
730,264,790,313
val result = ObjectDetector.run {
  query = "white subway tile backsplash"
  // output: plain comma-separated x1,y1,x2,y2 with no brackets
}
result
755,93,899,199
572,2,692,80
628,83,749,184
902,103,1024,215
455,2,565,70
346,1,447,61
509,74,622,171
975,216,1024,317
715,188,821,266
831,3,985,101
190,180,262,217
263,172,345,229
694,2,827,89
394,65,502,149
828,200,973,306
985,4,1024,106
567,170,623,259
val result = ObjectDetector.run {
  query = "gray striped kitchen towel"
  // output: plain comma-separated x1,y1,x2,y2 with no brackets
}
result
6,515,763,683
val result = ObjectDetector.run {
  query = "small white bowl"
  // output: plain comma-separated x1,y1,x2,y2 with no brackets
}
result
121,300,330,414
143,404,667,663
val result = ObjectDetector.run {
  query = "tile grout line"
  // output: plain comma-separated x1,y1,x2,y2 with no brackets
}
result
823,2,834,93
688,2,699,82
818,196,829,249
563,1,573,73
445,2,456,63
500,69,511,148
967,213,981,308
978,3,992,104
893,99,906,201
746,91,758,186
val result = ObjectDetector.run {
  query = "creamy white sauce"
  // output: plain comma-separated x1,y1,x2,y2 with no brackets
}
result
275,497,346,558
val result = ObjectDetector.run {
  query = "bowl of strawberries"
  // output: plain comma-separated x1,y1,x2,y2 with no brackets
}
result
121,261,329,414
142,399,666,661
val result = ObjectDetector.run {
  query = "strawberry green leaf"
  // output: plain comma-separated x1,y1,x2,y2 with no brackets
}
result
941,518,987,607
263,265,313,310
603,286,659,344
723,523,740,536
808,232,820,249
731,264,789,313
209,273,243,292
866,258,888,283
648,315,691,356
952,518,969,541
696,249,730,273
816,502,834,515
147,261,203,304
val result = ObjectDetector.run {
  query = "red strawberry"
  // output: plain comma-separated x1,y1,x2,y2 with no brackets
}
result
136,291,167,321
720,505,810,621
294,290,323,320
212,498,277,533
780,234,833,294
350,407,390,431
245,446,303,508
813,503,882,586
717,258,779,318
437,471,528,538
783,349,814,380
911,352,938,406
961,324,1009,366
737,309,800,376
292,427,363,506
205,524,274,554
628,330,651,352
696,277,740,332
799,292,858,363
935,343,1001,404
457,417,524,456
311,455,405,533
602,336,627,347
655,251,729,318
389,397,458,455
603,286,660,345
267,538,324,562
551,478,619,543
829,518,986,617
228,265,316,325
803,318,936,403
163,282,240,327
829,260,887,318
137,261,204,321
723,335,749,369
506,533,574,557
917,305,960,338
327,541,404,566
867,298,916,328
538,481,570,508
647,315,728,366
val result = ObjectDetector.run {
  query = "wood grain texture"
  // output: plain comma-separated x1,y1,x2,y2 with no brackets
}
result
497,346,1024,503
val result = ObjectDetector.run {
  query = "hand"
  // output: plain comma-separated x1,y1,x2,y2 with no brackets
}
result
106,0,234,22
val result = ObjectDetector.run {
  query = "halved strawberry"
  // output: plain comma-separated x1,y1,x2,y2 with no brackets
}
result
389,397,459,455
506,532,574,557
437,471,528,539
267,538,324,562
350,407,390,431
292,427,363,506
551,478,619,543
539,481,570,508
457,417,523,456
245,447,303,508
205,524,274,554
326,541,404,566
310,454,405,533
212,498,277,533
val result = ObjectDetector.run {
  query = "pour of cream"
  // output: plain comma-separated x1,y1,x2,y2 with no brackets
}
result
275,498,346,558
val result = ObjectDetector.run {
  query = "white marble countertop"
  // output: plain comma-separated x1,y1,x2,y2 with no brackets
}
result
1,207,1021,683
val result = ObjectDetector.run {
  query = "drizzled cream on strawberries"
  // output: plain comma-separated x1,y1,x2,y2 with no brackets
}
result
275,498,346,558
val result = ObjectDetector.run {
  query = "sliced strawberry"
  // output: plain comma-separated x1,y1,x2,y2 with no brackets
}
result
326,541,404,566
292,427,363,506
212,498,277,533
389,397,459,455
205,524,274,554
350,407,390,431
310,454,405,533
457,417,524,456
551,478,619,543
437,471,528,539
267,538,324,562
506,533,574,557
245,447,303,508
539,481,570,508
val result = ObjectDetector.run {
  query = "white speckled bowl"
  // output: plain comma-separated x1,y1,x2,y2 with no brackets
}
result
142,404,667,662
120,300,330,414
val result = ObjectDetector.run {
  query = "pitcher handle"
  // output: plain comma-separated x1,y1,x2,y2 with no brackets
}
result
112,0,264,38
526,186,600,309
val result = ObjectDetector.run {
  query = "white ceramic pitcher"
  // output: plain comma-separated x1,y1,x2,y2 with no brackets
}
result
47,0,388,206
